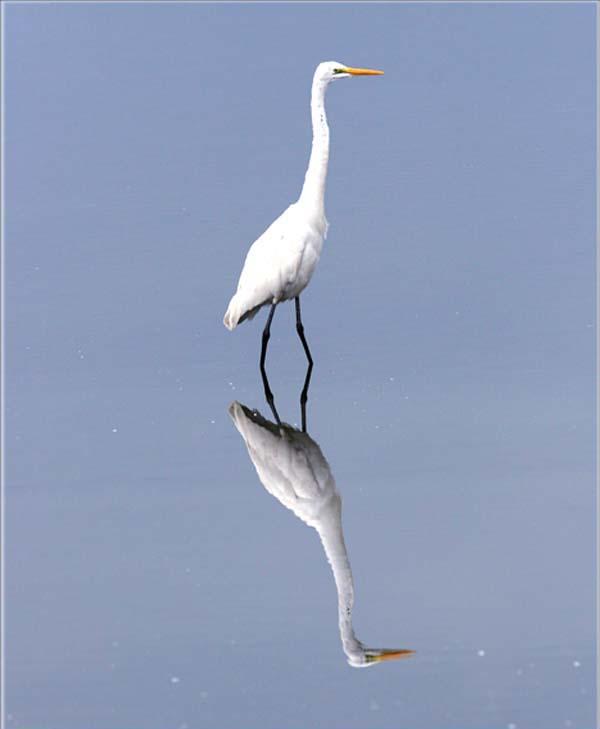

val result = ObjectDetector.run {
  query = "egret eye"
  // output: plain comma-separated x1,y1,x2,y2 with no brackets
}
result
333,68,344,75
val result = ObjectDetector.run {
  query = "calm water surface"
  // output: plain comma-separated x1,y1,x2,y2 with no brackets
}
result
6,3,596,728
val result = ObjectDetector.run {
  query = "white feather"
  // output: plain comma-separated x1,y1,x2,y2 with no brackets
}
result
223,203,326,330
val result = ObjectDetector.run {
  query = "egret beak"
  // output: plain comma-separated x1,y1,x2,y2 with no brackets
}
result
365,649,415,664
345,67,384,76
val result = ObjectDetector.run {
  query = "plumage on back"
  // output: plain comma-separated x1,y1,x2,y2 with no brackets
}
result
223,203,326,330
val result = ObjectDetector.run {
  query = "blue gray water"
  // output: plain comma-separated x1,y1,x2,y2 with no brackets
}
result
5,3,596,728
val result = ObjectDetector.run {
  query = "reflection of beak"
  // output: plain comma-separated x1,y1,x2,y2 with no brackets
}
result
365,649,415,664
345,66,384,76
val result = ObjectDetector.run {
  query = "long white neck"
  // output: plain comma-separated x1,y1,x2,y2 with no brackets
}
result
313,495,363,659
298,76,330,214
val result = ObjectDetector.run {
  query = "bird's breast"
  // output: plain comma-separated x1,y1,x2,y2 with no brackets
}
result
279,233,324,300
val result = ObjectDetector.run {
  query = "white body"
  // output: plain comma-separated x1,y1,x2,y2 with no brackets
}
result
223,62,360,331
229,401,413,667
223,203,328,330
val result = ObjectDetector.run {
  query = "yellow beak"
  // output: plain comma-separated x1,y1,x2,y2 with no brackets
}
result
345,66,384,76
367,649,415,664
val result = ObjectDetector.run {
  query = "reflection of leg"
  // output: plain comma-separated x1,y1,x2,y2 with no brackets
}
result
295,297,313,432
260,304,280,424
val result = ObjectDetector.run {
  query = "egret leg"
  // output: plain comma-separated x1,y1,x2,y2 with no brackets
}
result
295,297,313,432
260,303,280,424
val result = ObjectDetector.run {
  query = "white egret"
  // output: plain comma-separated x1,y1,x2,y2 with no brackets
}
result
223,62,384,424
229,401,413,668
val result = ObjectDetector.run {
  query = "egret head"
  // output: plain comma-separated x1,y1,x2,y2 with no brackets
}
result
317,61,384,84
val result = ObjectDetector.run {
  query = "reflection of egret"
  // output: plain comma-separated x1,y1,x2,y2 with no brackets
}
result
223,62,384,425
229,401,413,668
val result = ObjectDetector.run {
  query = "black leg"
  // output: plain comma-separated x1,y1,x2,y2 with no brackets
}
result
295,297,313,432
260,303,280,424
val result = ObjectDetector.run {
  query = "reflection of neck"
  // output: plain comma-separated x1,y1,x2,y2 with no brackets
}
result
298,77,329,214
313,494,362,657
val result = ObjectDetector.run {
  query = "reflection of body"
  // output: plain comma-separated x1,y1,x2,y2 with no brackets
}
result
230,402,413,667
